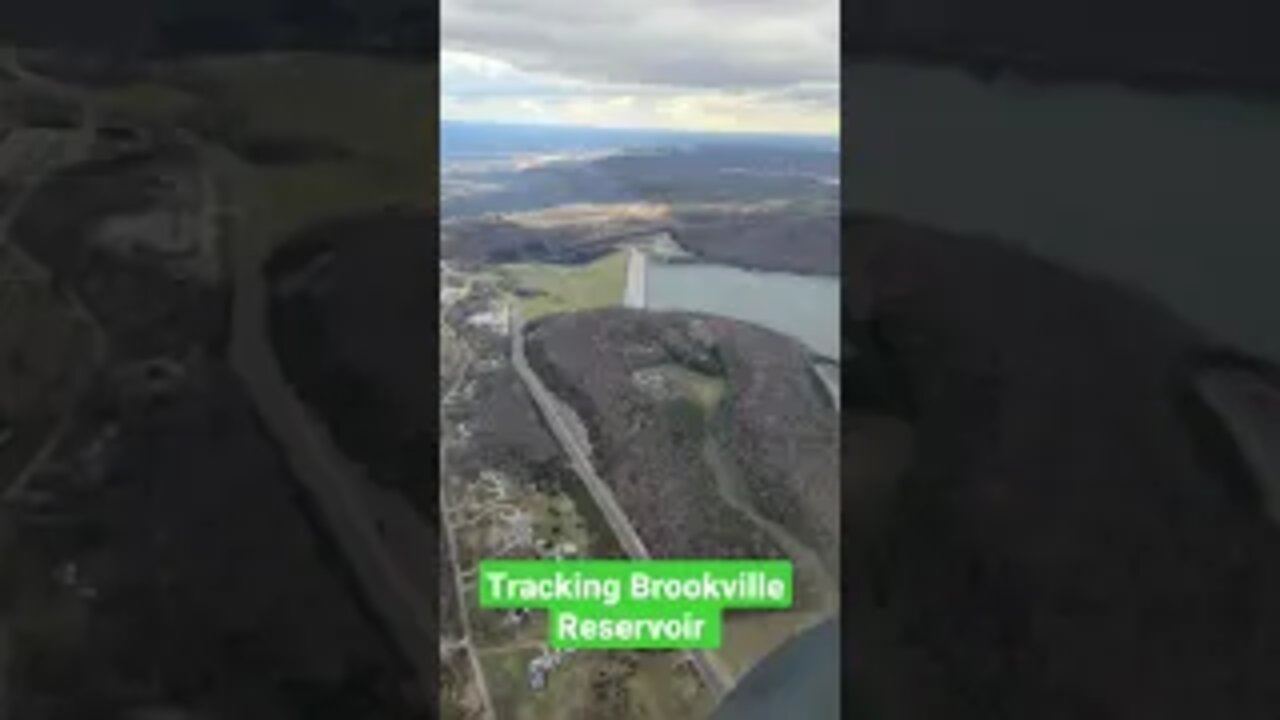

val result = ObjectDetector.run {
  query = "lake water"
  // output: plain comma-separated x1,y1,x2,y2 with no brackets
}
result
645,260,840,361
847,62,1280,362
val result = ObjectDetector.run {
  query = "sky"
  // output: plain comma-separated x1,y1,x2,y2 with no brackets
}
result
441,0,839,136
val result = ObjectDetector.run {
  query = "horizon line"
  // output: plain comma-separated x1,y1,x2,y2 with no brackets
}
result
441,117,839,141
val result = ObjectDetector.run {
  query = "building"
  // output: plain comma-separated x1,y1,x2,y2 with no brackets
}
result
527,647,575,692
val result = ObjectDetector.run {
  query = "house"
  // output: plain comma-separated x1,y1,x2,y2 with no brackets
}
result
527,647,575,691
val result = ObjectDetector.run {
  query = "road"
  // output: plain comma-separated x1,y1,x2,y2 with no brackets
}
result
439,286,495,718
623,246,647,309
441,486,496,719
0,56,107,501
701,438,838,613
509,308,732,699
1,53,438,702
211,143,438,697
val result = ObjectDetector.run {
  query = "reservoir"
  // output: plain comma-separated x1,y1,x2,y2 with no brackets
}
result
848,62,1280,363
644,258,840,361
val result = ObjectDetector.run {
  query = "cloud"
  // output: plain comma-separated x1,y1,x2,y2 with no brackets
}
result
442,83,838,136
443,0,836,89
441,0,838,134
441,49,589,99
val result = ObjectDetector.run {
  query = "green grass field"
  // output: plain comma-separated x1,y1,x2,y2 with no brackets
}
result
467,582,549,650
480,647,712,720
529,491,590,555
500,250,628,321
101,53,432,257
192,54,431,171
479,646,546,720
659,365,726,416
95,82,200,125
202,54,431,254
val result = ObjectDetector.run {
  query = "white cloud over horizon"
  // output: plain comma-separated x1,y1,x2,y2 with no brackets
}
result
441,1,839,136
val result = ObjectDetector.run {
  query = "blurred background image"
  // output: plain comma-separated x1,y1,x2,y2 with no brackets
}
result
843,2,1280,717
0,2,435,718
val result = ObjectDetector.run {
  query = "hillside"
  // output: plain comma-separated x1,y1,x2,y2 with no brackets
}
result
845,214,1280,717
525,309,838,571
265,207,435,515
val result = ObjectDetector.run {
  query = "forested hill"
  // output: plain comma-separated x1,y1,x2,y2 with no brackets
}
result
0,0,434,57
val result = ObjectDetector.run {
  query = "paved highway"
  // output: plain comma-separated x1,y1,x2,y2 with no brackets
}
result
1,53,438,702
213,144,437,697
623,246,647,309
509,307,732,699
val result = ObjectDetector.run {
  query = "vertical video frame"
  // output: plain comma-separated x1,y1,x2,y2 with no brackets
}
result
440,1,840,718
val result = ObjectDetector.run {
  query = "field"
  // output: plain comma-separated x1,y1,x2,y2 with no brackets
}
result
502,203,669,231
5,86,80,129
637,364,726,416
449,474,594,581
499,250,628,321
480,647,713,720
465,582,549,650
196,54,430,237
101,53,432,259
94,81,199,126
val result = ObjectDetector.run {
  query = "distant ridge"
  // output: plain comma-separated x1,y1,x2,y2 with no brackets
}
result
442,120,838,159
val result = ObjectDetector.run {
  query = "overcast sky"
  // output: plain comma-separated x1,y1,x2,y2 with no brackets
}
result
442,0,839,136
